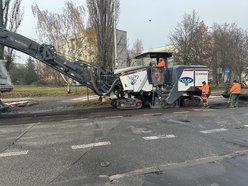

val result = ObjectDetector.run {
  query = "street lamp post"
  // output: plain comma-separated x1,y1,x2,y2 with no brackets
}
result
113,0,118,68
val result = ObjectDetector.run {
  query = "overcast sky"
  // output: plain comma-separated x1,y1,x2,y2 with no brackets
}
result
17,0,248,63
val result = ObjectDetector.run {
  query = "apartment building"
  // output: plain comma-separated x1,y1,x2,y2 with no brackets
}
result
54,29,127,67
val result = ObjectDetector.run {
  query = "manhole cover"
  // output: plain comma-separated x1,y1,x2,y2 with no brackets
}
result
100,161,110,167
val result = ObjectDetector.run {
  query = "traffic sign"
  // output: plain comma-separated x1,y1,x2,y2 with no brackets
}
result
225,68,230,74
217,68,222,74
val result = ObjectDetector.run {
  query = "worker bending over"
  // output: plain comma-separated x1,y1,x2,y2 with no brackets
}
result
200,81,210,108
229,80,241,108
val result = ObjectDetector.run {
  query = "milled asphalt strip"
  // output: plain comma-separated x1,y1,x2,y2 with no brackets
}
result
72,141,111,150
200,128,228,134
109,149,248,181
0,150,28,158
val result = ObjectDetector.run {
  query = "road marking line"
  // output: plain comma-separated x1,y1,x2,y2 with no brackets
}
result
167,119,189,126
62,118,88,122
144,113,162,116
129,127,153,134
200,128,228,134
0,150,28,158
109,149,248,181
244,125,248,128
143,134,176,140
72,141,111,150
173,111,190,114
105,116,123,119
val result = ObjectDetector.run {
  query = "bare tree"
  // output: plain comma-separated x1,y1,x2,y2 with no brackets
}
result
170,10,248,84
0,0,24,70
128,39,144,66
170,10,211,66
239,31,248,80
228,25,248,81
211,23,248,83
32,2,94,60
87,0,120,68
32,1,95,85
35,62,65,86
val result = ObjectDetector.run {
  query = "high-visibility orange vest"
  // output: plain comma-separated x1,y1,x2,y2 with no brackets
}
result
230,83,241,94
157,58,166,67
200,83,209,94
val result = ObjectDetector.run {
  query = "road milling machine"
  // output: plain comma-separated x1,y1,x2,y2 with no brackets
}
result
113,52,209,109
0,27,208,110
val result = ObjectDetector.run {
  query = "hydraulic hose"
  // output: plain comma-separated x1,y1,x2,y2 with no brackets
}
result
89,68,120,96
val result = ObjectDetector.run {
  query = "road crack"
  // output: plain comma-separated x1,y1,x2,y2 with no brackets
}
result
0,122,40,154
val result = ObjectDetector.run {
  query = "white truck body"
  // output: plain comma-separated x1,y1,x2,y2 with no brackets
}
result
0,60,13,93
115,66,208,93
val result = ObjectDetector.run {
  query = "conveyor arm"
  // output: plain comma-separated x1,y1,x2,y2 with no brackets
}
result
0,27,119,96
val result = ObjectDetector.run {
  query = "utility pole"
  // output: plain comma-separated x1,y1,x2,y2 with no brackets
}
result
0,0,4,59
113,0,118,68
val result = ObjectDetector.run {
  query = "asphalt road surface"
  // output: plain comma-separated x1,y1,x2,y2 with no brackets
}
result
0,97,248,186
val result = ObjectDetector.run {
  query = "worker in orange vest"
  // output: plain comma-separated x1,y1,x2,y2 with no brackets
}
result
229,80,241,108
157,58,166,67
156,58,166,84
199,81,210,107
